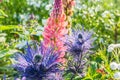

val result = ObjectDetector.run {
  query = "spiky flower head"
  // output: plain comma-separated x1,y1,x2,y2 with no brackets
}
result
65,29,94,77
13,43,63,80
65,29,93,58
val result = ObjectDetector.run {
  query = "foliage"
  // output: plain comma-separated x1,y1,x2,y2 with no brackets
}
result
73,0,120,45
0,0,51,25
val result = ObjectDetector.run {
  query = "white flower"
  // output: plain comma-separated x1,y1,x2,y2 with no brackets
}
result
109,19,115,25
108,44,115,52
16,78,21,80
95,5,101,12
35,15,39,20
15,40,27,49
0,37,6,42
83,11,87,15
101,11,115,18
13,13,17,18
82,4,87,9
114,44,120,48
42,19,47,25
45,4,52,10
24,31,29,35
110,62,118,70
88,8,95,17
118,64,120,70
101,11,110,18
19,14,25,20
108,44,120,52
110,3,114,6
114,72,120,79
27,0,41,8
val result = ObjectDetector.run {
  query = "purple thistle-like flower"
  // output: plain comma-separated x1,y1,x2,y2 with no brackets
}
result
65,29,94,78
65,29,93,57
14,43,63,80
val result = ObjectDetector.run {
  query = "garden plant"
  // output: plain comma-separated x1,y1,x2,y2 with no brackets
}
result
0,0,120,80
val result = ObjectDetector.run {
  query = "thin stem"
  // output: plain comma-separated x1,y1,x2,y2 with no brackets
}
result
114,25,118,43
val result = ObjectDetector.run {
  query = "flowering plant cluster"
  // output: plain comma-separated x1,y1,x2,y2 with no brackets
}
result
3,0,95,80
64,29,94,78
110,62,120,79
43,0,68,62
13,43,63,80
109,45,120,79
3,0,120,80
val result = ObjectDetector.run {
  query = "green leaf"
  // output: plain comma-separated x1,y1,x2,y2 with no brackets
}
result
90,62,98,76
0,9,8,18
74,76,81,80
0,25,20,31
0,49,18,58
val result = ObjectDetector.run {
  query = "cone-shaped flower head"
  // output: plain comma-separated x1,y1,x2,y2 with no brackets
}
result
65,29,94,77
14,43,63,80
51,0,63,18
43,0,68,60
65,29,93,57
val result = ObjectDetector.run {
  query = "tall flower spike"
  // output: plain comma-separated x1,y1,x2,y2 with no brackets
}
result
65,29,94,78
43,0,68,62
14,43,63,80
51,0,63,18
62,0,75,34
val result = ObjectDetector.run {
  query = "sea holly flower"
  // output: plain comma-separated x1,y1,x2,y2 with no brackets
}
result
13,43,63,80
65,29,94,78
65,29,93,57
